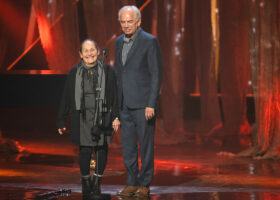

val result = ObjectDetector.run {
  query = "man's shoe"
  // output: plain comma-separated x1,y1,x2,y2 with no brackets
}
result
117,186,139,197
134,187,150,197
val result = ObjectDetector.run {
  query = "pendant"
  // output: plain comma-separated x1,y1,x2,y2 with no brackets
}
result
88,70,94,75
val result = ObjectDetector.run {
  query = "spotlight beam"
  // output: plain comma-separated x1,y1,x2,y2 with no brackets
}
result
7,13,63,71
140,0,152,11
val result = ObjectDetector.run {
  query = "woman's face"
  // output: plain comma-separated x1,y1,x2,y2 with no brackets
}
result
79,41,99,67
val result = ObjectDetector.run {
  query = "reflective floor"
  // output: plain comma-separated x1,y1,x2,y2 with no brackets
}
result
1,108,280,199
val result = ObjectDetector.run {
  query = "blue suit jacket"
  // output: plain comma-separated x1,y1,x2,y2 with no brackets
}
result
114,28,162,109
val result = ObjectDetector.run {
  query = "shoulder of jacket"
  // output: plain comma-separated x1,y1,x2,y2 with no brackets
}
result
116,35,124,43
139,29,156,40
101,63,110,71
66,65,79,78
70,64,79,73
104,64,115,73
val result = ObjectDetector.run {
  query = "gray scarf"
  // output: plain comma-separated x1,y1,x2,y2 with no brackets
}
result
75,60,106,113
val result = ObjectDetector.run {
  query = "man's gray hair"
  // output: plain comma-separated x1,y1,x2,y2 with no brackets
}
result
118,5,141,21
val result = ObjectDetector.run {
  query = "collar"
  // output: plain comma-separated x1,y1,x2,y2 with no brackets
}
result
123,28,141,43
81,60,98,70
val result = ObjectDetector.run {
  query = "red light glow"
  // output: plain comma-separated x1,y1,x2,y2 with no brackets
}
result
35,14,53,52
0,1,27,41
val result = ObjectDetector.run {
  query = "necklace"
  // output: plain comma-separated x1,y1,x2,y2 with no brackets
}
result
88,68,95,75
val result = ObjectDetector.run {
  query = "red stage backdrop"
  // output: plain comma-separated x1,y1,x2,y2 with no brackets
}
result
0,0,280,153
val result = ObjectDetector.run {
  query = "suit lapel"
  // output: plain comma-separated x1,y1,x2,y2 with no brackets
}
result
117,36,124,67
124,29,142,68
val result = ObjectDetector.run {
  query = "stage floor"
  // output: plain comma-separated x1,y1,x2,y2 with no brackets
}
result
1,108,280,199
1,138,280,200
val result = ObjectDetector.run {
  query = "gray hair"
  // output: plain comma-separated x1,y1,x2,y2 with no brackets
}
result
80,39,99,53
118,5,141,21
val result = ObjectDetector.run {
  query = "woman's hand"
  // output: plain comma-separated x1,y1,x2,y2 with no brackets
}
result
58,127,67,135
112,118,120,132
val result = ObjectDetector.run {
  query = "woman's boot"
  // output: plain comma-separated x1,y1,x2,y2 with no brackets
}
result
81,175,91,200
91,173,111,200
91,173,102,195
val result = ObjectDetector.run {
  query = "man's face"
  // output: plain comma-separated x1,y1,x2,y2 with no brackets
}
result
119,10,141,37
79,41,99,66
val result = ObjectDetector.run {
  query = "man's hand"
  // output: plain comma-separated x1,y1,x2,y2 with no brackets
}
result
58,127,67,135
145,107,155,120
112,118,120,132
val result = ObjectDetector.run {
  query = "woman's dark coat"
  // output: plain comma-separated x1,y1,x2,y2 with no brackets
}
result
57,63,119,146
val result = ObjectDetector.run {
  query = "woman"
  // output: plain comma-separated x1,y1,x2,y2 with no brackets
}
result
57,39,120,199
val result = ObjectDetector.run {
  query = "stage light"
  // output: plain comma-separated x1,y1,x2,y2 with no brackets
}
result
36,15,53,52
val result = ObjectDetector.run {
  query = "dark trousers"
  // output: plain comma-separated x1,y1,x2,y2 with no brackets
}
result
120,105,155,187
79,145,108,176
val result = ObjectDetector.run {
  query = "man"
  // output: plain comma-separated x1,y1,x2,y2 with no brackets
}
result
114,5,162,198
